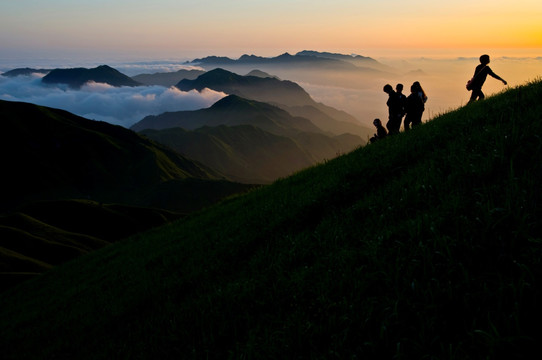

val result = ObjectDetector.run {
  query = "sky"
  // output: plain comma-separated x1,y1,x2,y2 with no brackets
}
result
1,0,541,61
0,0,541,130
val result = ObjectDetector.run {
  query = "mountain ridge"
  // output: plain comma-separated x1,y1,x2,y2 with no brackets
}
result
173,68,371,137
41,65,142,88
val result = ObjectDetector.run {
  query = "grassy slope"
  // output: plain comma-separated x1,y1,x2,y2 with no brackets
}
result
1,80,542,359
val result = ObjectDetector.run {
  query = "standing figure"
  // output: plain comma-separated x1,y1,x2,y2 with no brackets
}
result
468,54,507,104
383,84,402,135
411,81,427,125
404,84,425,130
396,83,407,123
370,118,388,143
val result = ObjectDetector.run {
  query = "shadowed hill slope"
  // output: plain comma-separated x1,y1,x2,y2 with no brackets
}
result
0,99,223,211
1,79,542,359
133,95,363,183
131,94,322,135
0,100,254,290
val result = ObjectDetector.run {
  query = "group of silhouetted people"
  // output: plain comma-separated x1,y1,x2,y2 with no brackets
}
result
370,81,427,143
370,54,507,143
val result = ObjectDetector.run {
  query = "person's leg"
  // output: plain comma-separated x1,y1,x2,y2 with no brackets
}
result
469,88,483,103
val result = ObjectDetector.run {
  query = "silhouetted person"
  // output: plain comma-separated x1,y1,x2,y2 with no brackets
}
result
383,84,402,135
396,83,407,122
468,54,507,104
404,84,424,130
370,118,388,143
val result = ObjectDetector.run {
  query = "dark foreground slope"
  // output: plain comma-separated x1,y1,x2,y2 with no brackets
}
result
1,80,542,359
0,99,224,211
0,100,254,290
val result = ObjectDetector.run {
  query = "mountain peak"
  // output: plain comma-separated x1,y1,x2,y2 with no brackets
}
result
42,65,141,88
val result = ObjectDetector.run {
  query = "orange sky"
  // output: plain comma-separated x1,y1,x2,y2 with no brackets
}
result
1,0,540,60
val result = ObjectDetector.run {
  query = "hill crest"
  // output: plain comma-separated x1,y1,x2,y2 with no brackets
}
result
41,65,141,88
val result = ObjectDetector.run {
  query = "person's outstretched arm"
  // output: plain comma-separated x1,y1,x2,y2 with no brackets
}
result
488,69,507,85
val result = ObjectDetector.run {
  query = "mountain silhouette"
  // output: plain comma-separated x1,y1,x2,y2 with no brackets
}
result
177,68,313,107
132,94,322,135
1,67,52,77
296,50,389,71
131,69,205,87
175,68,372,137
42,65,142,88
189,52,360,71
132,95,362,183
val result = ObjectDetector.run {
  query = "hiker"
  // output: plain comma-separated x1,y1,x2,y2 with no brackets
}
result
404,83,425,130
370,118,388,143
467,54,507,104
396,83,407,122
412,81,428,104
383,84,402,135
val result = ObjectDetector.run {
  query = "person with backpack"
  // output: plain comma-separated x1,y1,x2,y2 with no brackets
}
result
467,54,507,104
404,83,425,130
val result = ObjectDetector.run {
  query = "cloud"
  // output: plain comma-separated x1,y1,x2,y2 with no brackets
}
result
114,63,205,76
0,74,226,127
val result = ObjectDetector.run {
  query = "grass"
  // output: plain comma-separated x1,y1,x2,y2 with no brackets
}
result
1,79,542,359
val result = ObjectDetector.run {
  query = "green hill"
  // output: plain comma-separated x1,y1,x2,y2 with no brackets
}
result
1,79,542,359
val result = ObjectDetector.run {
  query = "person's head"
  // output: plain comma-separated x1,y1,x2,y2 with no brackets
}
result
383,84,393,94
480,54,490,65
396,84,403,93
373,118,382,127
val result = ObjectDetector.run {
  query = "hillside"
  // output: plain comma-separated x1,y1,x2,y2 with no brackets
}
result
140,124,361,183
0,99,224,211
41,65,141,88
1,79,542,359
0,100,254,290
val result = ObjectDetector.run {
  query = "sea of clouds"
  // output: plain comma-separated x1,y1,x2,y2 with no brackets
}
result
0,69,226,128
1,56,540,129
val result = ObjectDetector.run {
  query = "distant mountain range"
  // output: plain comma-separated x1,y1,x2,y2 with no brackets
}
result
187,51,383,72
131,69,205,87
1,67,52,77
175,68,370,136
133,94,321,135
41,65,142,88
132,95,363,183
